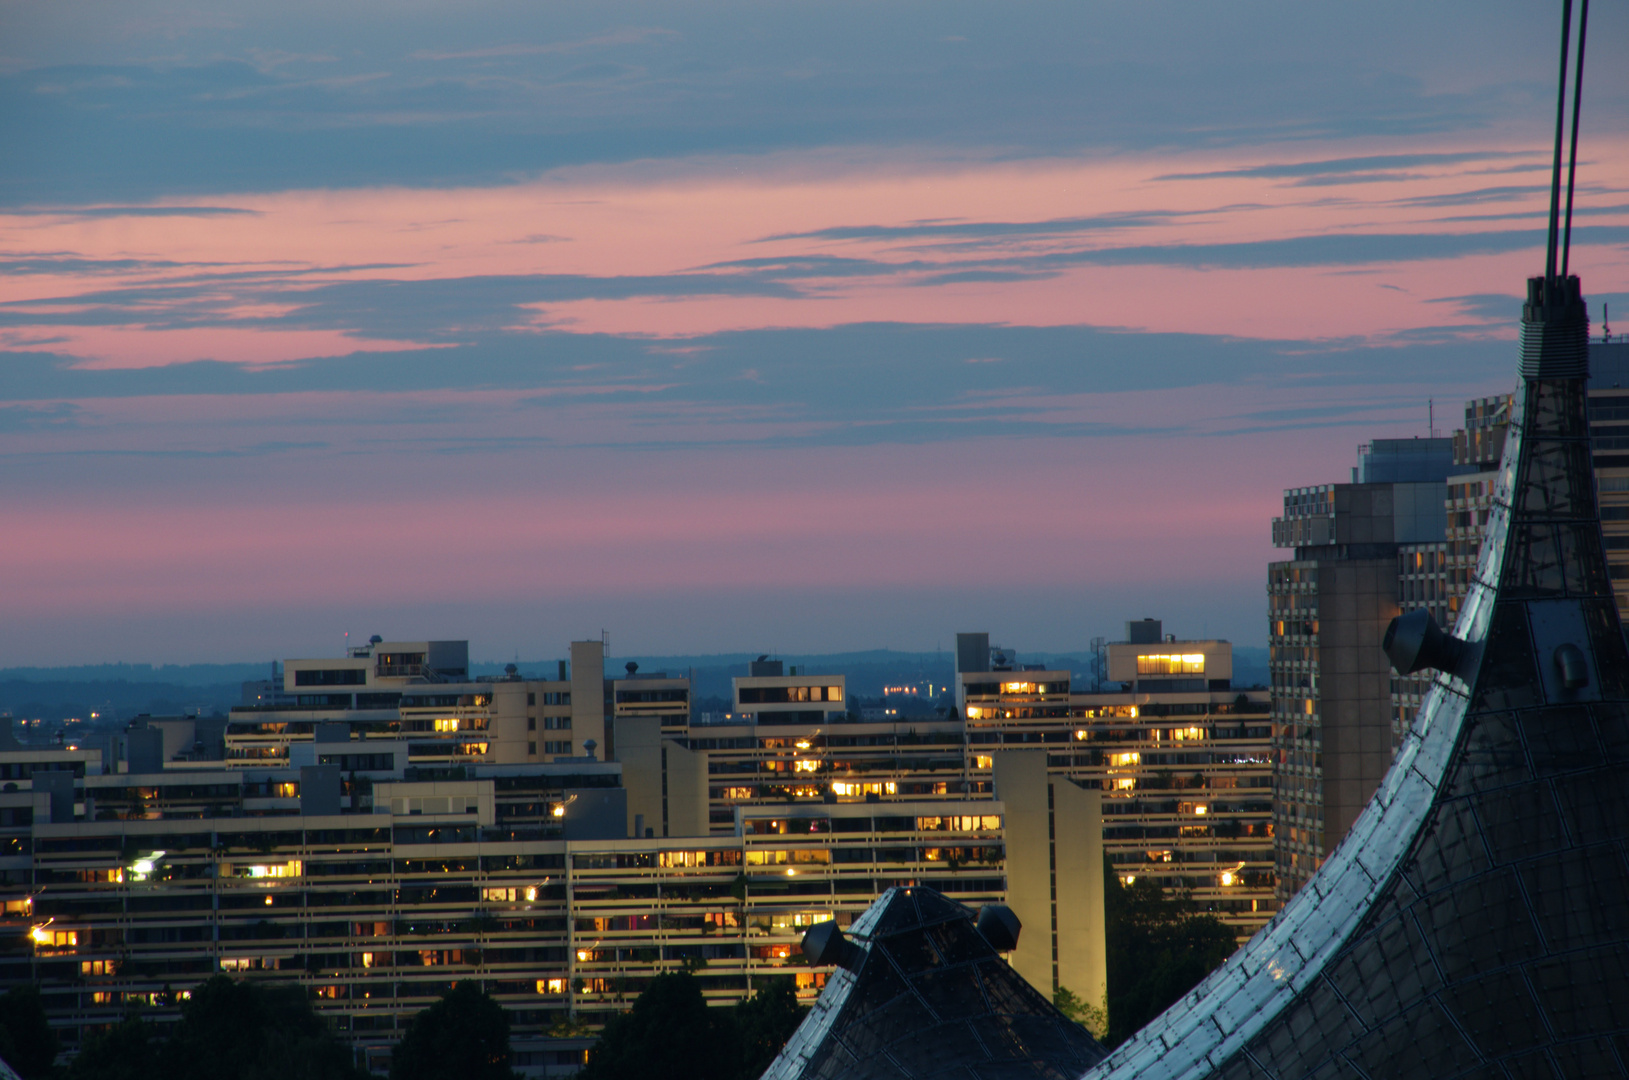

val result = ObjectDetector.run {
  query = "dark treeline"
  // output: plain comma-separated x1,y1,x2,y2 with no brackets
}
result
1,978,513,1080
580,972,804,1080
0,974,803,1080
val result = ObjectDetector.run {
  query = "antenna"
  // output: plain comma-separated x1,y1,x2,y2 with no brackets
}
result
1561,0,1589,279
1544,0,1590,283
1606,302,1612,343
1543,0,1573,281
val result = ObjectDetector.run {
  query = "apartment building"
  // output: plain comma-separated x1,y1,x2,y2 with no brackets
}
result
1267,438,1460,898
731,658,846,726
219,639,660,772
955,628,1275,940
0,732,1101,1072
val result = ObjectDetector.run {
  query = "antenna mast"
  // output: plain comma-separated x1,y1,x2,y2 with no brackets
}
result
1545,0,1590,283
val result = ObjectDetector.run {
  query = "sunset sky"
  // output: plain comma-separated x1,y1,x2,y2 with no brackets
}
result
3,1,1628,665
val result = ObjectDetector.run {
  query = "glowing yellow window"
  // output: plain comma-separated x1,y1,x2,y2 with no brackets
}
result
1136,654,1205,675
435,718,460,732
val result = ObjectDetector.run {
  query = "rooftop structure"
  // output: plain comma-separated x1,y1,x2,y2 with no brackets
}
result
759,887,1107,1080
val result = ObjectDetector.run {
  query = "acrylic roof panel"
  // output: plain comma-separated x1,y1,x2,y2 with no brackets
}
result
759,888,1108,1080
1079,278,1629,1079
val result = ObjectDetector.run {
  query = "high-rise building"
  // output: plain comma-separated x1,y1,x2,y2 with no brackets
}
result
1392,339,1629,748
1267,440,1459,896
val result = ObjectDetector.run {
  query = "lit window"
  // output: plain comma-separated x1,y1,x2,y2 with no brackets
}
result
273,782,298,798
232,860,303,879
1135,654,1205,675
1108,752,1140,768
974,755,993,769
434,718,460,732
793,759,820,773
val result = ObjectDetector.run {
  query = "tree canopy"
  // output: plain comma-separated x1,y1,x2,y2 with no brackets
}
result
64,976,363,1080
1102,863,1239,1047
390,982,516,1080
579,972,807,1080
0,984,60,1079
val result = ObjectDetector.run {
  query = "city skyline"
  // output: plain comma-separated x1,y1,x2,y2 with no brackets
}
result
4,2,1629,666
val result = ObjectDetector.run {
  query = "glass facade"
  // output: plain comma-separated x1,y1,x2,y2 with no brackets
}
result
1077,275,1629,1077
762,886,1107,1080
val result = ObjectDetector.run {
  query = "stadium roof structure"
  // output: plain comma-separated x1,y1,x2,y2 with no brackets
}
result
760,887,1107,1080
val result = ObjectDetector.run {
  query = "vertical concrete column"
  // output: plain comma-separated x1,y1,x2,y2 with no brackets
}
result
1051,777,1108,1024
991,750,1052,994
569,640,607,759
617,716,664,837
662,740,710,837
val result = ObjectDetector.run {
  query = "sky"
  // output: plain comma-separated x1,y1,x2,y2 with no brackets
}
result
2,1,1628,665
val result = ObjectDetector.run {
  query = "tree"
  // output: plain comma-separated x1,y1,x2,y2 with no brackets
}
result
1103,862,1238,1048
1052,986,1107,1041
578,971,737,1080
68,1016,161,1080
0,984,59,1078
390,983,516,1080
160,975,362,1080
731,978,807,1080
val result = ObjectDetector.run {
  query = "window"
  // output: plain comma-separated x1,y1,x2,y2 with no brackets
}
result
527,693,536,706
544,741,571,755
528,742,537,755
434,718,460,733
527,717,536,731
1136,654,1205,675
294,668,366,686
831,781,896,797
